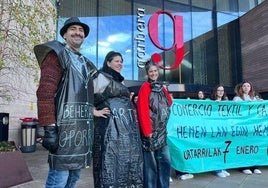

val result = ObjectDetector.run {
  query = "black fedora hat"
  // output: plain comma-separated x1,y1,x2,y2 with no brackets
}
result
60,17,90,38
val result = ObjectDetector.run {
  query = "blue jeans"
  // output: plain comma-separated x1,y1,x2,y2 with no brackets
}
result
45,168,81,188
143,145,171,188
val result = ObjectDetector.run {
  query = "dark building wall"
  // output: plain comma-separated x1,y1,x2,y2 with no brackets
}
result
240,0,268,95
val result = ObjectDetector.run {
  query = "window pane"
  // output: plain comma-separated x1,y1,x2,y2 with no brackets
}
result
164,1,192,84
217,12,238,27
192,0,213,10
133,0,164,81
216,0,238,16
58,0,97,17
238,0,265,16
192,8,213,39
192,7,217,85
217,20,241,87
98,0,133,79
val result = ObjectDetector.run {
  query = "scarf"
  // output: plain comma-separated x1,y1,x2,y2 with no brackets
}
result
101,66,124,82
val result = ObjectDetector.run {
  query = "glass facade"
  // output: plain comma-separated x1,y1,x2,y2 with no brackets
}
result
56,0,264,95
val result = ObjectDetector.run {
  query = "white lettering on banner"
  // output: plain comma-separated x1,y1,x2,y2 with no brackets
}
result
112,108,134,124
59,128,92,147
62,103,94,120
161,107,169,119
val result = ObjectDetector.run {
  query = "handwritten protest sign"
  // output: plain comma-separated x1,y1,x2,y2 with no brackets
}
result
167,99,268,173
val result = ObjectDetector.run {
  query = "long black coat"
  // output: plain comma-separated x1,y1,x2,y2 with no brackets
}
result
93,72,143,188
34,40,95,170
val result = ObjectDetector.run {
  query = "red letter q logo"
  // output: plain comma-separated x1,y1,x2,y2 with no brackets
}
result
148,10,184,70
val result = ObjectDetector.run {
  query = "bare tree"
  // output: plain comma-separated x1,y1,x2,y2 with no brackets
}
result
0,0,57,103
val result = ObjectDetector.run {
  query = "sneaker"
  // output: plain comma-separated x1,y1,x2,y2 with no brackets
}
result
253,169,262,174
179,173,194,180
242,169,252,175
169,177,173,182
222,170,230,176
216,171,226,178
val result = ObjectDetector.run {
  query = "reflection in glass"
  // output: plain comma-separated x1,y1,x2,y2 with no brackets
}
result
192,8,213,38
238,0,265,16
56,0,250,89
217,12,238,27
192,0,213,10
216,0,238,16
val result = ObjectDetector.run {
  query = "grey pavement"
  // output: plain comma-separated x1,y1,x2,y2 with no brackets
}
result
12,144,268,188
